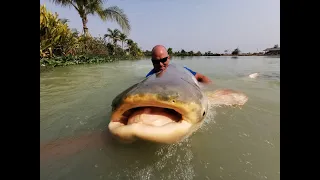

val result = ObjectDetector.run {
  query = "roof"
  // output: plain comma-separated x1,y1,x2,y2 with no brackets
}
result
263,47,280,51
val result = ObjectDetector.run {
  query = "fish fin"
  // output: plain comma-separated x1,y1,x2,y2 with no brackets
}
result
204,88,248,107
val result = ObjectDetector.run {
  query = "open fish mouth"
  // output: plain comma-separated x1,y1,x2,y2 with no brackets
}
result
108,102,198,144
115,107,183,126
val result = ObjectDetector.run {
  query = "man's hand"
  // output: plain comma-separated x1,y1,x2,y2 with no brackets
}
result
195,73,213,84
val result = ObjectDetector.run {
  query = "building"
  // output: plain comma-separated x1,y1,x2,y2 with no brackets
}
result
263,45,280,56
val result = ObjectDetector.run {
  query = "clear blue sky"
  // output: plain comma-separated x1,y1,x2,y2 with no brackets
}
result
40,0,280,53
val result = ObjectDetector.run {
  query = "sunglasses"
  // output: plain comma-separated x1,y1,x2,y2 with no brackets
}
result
151,56,168,64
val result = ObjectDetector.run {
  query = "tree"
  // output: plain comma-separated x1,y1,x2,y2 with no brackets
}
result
49,0,130,36
188,51,194,56
126,39,143,56
126,39,134,54
167,47,173,55
40,4,78,58
104,28,120,54
231,48,240,55
104,28,120,45
195,51,202,56
119,33,127,50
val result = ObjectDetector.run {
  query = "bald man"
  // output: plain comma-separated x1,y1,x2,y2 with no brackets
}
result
146,45,212,84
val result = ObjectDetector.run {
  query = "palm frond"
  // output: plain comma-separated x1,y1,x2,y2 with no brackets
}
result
49,0,73,8
103,6,131,34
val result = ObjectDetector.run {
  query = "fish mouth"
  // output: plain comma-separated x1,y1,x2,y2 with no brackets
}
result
114,107,183,126
108,95,202,144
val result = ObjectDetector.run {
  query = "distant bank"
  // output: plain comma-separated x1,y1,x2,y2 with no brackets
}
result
142,45,280,57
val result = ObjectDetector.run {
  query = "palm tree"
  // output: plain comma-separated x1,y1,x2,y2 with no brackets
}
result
126,39,134,54
126,41,141,57
49,0,131,36
104,28,120,45
104,28,120,55
119,33,127,50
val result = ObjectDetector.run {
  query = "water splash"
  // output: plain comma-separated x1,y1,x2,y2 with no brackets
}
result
198,101,219,133
107,137,197,180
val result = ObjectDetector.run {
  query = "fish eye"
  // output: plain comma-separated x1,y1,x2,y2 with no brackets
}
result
203,111,206,116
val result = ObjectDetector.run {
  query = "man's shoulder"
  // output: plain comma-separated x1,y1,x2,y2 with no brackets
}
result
183,66,197,76
146,66,197,77
146,69,155,77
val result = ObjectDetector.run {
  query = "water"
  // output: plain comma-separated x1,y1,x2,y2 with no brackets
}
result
40,56,280,180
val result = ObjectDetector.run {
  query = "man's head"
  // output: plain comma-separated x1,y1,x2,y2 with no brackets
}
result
151,45,170,72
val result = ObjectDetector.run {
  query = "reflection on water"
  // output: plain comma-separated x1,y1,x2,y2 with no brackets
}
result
40,56,280,180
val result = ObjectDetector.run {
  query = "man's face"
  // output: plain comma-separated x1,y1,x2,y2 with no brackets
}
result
151,56,170,72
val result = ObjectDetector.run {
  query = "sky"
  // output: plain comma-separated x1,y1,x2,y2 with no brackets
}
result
40,0,280,53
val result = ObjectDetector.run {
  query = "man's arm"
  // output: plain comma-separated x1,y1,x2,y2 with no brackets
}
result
195,73,212,84
184,66,213,84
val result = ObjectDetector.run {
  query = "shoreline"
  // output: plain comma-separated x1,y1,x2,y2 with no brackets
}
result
40,54,280,72
40,54,144,73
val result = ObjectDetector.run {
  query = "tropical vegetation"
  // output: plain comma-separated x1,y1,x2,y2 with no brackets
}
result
49,0,130,36
40,2,143,71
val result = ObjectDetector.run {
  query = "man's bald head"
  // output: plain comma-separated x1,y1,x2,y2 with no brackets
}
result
150,45,170,72
151,45,168,58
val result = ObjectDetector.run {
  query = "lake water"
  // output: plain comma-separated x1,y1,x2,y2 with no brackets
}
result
40,56,280,180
